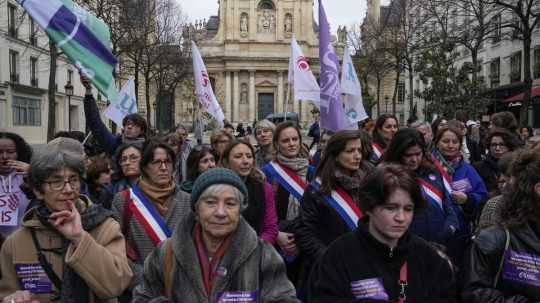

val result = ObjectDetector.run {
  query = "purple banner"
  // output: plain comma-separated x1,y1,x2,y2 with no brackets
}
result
502,250,540,287
350,278,389,301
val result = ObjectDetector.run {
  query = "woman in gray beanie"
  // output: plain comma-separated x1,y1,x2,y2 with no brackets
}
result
133,168,300,303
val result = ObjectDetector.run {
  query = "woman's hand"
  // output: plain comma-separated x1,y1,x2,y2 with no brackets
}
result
2,290,40,303
48,201,84,247
451,191,468,205
6,160,29,174
277,232,297,255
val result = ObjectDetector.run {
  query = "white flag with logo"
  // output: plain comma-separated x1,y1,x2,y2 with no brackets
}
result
105,77,137,127
192,41,225,127
288,35,320,106
341,47,368,126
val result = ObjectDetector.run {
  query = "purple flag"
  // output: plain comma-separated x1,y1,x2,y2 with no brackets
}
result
318,0,346,132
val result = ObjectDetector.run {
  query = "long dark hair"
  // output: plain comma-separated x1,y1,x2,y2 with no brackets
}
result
501,150,540,227
383,128,434,172
316,130,372,194
186,145,214,181
372,114,398,148
0,132,32,163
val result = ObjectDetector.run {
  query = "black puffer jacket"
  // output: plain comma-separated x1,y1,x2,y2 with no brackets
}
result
473,155,499,197
461,223,540,302
308,219,457,303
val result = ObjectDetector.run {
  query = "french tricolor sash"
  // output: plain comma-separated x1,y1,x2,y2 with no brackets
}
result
431,155,453,196
417,178,444,212
372,143,383,162
267,161,306,200
312,179,363,231
128,185,172,245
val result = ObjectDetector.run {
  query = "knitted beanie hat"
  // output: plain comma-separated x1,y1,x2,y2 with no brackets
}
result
190,168,249,211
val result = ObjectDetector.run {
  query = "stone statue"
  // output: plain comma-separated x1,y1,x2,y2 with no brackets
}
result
240,14,248,32
258,9,276,33
284,14,292,32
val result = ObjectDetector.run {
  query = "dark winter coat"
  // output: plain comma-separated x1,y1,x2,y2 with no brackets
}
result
473,155,500,197
132,213,300,303
461,224,540,302
308,219,457,303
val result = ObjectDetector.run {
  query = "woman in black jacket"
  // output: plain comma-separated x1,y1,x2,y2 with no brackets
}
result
309,164,457,303
461,149,540,302
296,130,373,288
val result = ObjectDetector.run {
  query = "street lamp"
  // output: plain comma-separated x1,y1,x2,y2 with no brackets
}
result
384,95,389,113
64,83,74,131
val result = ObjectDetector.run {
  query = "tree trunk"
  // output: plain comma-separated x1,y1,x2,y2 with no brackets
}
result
376,76,381,117
408,61,414,118
47,41,58,142
392,70,401,115
145,71,152,131
520,34,532,125
471,50,479,118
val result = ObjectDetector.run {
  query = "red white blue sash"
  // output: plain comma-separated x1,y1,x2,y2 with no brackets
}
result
431,155,453,196
313,179,363,230
417,178,444,212
372,143,383,162
266,161,306,200
128,185,172,245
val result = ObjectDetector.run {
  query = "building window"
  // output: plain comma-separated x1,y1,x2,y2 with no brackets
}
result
258,0,275,10
534,48,540,79
397,83,405,104
67,70,73,84
511,15,521,40
30,57,38,87
9,50,19,83
29,18,37,46
490,58,500,88
8,3,17,38
12,96,41,126
491,14,501,44
510,51,522,83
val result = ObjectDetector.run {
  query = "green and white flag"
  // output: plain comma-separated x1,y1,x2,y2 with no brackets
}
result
18,0,118,101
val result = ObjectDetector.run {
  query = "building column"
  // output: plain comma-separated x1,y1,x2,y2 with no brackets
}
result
233,71,240,122
277,71,284,113
225,71,232,121
249,71,256,122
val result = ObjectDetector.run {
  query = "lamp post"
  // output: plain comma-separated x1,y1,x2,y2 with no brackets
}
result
64,83,74,131
384,95,389,113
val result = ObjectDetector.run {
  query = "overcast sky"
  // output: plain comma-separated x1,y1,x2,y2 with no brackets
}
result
177,0,379,33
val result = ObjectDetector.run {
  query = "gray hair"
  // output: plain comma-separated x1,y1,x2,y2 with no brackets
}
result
409,120,430,130
28,149,85,192
254,119,276,133
195,184,246,211
47,137,85,156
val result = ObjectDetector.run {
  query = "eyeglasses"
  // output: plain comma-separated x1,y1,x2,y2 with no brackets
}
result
149,159,173,168
120,155,141,164
44,177,80,191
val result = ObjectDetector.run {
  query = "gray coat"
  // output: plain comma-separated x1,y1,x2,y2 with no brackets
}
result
132,213,300,303
111,187,191,288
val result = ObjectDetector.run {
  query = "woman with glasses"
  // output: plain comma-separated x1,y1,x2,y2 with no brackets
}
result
111,140,191,302
221,141,278,244
179,145,216,193
107,143,143,197
473,128,521,198
0,149,132,303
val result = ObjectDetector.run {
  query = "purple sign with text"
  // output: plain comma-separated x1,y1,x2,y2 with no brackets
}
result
502,250,540,287
350,278,389,301
216,291,258,303
15,263,53,294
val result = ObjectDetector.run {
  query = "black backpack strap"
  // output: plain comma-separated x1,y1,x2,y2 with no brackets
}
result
30,229,63,291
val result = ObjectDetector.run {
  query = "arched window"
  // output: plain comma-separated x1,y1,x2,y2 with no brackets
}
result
258,0,275,10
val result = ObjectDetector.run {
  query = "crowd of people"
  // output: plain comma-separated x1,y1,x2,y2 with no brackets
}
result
1,77,540,302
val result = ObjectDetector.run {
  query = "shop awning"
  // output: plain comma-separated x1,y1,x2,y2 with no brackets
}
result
504,86,540,102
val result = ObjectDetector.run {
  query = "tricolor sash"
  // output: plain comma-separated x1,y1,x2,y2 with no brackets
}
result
417,178,444,212
431,155,453,196
312,180,363,230
128,185,172,245
266,162,306,200
372,143,383,162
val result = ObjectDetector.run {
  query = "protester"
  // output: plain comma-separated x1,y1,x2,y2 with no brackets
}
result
307,115,320,150
221,141,278,244
111,140,191,299
236,123,246,138
107,143,142,197
448,119,482,163
179,145,216,193
223,123,235,136
132,168,300,303
383,128,458,246
0,132,32,243
253,119,276,168
519,125,533,142
461,149,540,302
309,129,334,168
473,128,521,197
210,130,234,163
360,118,375,137
431,117,448,136
163,132,184,184
81,75,147,156
410,120,434,147
174,125,194,182
86,155,113,208
432,126,487,265
308,164,456,302
262,121,311,283
296,130,373,290
0,149,132,302
371,114,398,164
